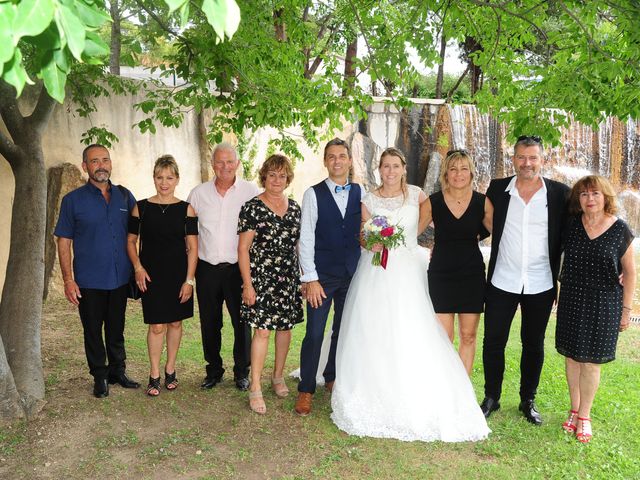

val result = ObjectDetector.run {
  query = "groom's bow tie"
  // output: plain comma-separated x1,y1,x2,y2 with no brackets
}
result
335,184,351,193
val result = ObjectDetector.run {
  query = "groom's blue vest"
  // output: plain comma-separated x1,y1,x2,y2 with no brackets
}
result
312,181,361,278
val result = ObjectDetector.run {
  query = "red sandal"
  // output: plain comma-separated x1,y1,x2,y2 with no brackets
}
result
576,417,592,443
562,410,578,434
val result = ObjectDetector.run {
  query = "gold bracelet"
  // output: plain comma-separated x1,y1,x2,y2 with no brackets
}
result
134,265,144,272
63,279,74,284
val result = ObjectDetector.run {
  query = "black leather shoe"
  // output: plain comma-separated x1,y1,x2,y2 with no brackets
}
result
201,375,223,389
108,373,141,389
234,376,250,391
519,399,543,426
480,397,501,418
93,379,109,398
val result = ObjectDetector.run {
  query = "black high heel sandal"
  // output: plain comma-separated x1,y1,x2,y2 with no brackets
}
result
165,371,178,391
146,376,161,397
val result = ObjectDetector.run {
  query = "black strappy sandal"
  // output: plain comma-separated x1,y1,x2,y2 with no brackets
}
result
165,371,178,391
146,376,161,397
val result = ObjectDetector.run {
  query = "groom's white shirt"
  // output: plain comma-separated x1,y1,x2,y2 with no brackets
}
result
299,178,364,283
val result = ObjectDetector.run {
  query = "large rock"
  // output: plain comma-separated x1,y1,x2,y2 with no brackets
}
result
44,163,85,300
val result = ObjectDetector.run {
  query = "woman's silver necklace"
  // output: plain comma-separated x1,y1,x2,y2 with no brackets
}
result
158,203,171,214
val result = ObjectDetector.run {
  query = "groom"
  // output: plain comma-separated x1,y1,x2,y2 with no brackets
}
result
294,138,362,416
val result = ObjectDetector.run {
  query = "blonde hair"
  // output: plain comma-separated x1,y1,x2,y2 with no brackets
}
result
569,175,618,216
154,155,180,177
378,147,408,198
258,154,294,188
439,150,475,189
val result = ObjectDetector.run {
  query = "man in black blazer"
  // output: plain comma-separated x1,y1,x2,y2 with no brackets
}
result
480,136,570,425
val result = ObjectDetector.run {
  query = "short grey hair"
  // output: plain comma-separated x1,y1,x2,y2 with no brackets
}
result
212,142,238,161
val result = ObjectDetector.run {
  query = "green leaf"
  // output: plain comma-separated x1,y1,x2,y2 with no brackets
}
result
0,2,16,64
82,31,109,59
3,49,34,97
222,0,240,38
40,57,67,103
201,0,227,40
56,5,86,61
53,48,70,73
178,1,189,29
164,0,188,15
12,0,55,43
73,0,111,28
31,23,63,50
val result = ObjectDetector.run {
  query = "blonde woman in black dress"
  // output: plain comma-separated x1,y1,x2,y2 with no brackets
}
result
556,175,635,443
422,150,493,374
127,155,198,396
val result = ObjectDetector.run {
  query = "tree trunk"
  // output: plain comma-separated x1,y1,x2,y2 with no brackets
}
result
110,0,122,75
342,39,357,97
0,339,24,421
0,82,55,421
273,8,287,42
435,33,447,99
0,143,47,421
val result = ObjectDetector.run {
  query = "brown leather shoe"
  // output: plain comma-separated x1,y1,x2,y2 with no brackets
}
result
294,392,313,416
325,381,335,393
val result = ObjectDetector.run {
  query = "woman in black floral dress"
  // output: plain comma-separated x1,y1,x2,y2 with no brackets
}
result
556,175,636,443
238,154,303,414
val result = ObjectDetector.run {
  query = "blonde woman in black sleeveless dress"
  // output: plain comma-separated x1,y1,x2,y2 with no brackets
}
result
421,150,493,374
127,155,199,396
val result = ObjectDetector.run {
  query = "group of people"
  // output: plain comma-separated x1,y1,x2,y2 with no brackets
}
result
55,135,635,444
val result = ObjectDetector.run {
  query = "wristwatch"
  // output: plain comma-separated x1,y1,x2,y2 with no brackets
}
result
184,278,195,287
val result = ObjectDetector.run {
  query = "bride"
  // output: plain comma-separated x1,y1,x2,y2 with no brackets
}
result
331,148,490,442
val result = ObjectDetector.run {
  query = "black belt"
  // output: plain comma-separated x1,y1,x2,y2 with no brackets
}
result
214,262,235,268
199,260,237,269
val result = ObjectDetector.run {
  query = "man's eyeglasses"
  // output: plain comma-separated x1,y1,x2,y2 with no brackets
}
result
516,135,543,145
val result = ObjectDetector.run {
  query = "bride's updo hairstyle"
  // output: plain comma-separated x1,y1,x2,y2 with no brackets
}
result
378,147,408,200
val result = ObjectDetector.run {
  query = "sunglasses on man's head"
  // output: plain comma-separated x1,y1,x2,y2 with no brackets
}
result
516,135,543,145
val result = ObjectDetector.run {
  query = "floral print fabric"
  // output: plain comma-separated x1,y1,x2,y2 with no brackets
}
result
238,197,304,330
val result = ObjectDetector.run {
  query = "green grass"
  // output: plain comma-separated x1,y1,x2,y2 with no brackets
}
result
1,297,639,479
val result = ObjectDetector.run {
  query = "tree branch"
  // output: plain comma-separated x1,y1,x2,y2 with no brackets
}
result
446,65,470,103
0,128,21,162
465,0,547,41
305,26,338,79
555,0,619,61
0,80,26,142
27,87,56,135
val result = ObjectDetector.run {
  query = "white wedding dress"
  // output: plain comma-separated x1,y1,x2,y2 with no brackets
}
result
331,186,490,442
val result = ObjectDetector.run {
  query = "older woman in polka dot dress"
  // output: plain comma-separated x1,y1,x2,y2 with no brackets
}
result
555,175,636,443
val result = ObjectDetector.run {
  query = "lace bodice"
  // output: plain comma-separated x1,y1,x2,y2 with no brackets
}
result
363,185,423,248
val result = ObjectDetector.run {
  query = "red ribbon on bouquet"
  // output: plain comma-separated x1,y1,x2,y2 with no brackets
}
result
381,246,389,269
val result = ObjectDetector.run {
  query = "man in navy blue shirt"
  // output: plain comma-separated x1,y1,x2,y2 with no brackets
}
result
55,144,140,398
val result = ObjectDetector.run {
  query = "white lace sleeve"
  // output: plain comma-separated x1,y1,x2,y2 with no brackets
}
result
362,192,375,214
407,185,424,207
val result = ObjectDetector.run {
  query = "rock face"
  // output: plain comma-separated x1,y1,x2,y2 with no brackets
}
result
618,190,640,236
354,101,639,237
44,163,85,300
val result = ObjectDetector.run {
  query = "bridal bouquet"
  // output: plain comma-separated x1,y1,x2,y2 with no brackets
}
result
362,215,405,269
